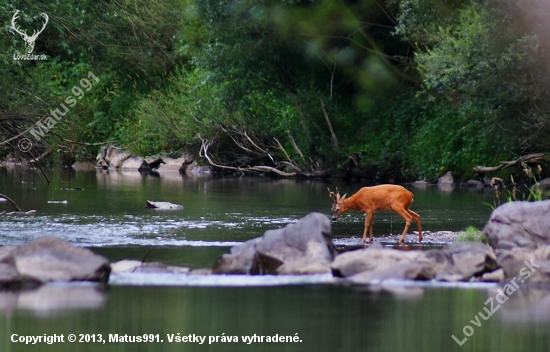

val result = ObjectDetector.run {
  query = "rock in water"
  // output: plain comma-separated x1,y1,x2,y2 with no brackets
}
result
484,200,550,250
121,155,151,171
331,243,435,282
437,171,455,185
213,212,336,275
484,200,550,283
425,242,498,281
212,238,261,274
330,242,498,283
0,236,110,285
145,201,184,210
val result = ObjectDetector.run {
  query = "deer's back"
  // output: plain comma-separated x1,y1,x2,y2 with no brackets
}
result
353,185,413,211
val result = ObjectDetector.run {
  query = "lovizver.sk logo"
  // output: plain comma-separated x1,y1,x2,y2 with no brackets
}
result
11,10,48,60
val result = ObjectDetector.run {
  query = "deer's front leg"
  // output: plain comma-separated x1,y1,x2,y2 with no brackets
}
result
360,213,370,244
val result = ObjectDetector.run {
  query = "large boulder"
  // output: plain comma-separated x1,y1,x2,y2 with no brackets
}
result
151,155,191,173
184,161,213,175
96,145,133,169
483,200,550,282
425,242,498,281
483,200,550,250
494,245,550,283
212,238,261,274
121,155,150,171
332,243,431,277
213,213,337,275
331,243,435,283
0,236,110,286
330,242,498,283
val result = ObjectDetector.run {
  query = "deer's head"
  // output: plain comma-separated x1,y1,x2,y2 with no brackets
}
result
11,10,49,54
328,187,346,221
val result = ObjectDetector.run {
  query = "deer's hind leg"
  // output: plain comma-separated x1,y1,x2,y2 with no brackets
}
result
392,206,413,244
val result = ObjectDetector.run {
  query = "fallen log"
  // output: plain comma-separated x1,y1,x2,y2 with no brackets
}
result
473,153,547,173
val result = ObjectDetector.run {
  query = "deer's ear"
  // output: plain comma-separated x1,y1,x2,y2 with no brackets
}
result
342,194,347,201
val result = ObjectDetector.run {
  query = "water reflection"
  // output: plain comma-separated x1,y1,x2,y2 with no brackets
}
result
0,284,106,317
492,288,550,323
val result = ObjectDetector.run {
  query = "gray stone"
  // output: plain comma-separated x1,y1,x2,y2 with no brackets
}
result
121,155,150,171
145,201,184,210
437,171,455,185
480,268,505,282
153,155,189,172
426,242,498,281
184,161,213,175
110,260,143,274
213,238,261,274
347,261,434,284
213,213,336,275
8,236,110,283
331,242,498,283
71,161,96,171
533,178,550,193
483,200,550,249
331,243,435,281
96,145,131,169
254,213,335,274
495,245,550,283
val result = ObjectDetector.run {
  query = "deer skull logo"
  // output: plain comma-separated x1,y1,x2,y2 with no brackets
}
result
11,10,49,54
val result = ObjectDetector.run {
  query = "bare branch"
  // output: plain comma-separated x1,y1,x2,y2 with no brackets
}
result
200,138,298,177
0,194,22,212
473,153,547,173
320,99,339,149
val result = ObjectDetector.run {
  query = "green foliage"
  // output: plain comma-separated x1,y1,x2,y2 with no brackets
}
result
457,226,486,242
1,0,549,177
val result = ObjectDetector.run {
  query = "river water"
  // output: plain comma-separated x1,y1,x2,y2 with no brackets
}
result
0,167,549,351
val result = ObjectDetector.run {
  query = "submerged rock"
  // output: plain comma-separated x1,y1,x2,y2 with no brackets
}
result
145,201,184,210
71,160,96,171
0,236,110,287
110,260,190,274
213,212,337,275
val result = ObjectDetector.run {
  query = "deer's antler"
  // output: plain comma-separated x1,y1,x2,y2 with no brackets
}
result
327,187,340,201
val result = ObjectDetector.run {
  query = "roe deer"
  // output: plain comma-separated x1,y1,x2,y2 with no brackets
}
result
328,185,422,244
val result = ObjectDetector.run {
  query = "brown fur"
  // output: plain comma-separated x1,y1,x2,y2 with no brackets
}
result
329,185,422,244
